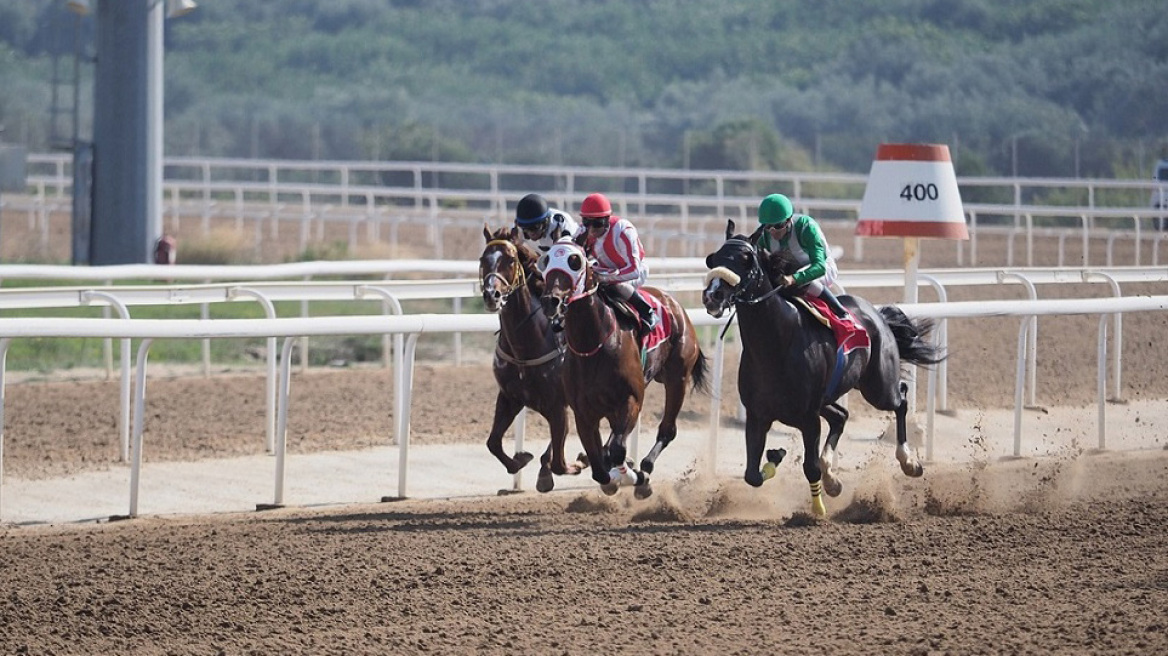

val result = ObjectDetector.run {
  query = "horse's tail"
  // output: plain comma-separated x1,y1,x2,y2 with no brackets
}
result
690,347,711,395
879,305,946,366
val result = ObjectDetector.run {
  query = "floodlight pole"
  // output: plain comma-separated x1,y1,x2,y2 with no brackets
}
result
89,0,165,264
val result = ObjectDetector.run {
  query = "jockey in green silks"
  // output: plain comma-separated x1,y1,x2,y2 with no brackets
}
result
756,193,853,321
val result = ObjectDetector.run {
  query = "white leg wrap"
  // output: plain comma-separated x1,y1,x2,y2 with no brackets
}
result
608,464,638,486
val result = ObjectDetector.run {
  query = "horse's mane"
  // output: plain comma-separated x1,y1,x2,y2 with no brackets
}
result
729,228,800,291
486,227,545,295
759,248,801,287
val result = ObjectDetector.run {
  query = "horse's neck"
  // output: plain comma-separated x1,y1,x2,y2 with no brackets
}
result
564,293,619,351
499,286,552,354
737,280,801,343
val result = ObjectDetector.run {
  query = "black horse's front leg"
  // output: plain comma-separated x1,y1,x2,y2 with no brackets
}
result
743,412,773,487
799,420,828,517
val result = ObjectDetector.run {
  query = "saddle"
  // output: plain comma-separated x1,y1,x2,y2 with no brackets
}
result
599,287,643,331
600,287,668,349
791,295,869,355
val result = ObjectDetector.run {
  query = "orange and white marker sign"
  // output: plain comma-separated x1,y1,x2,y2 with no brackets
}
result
855,143,968,239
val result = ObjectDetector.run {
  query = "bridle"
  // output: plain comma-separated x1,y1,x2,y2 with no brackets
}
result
707,238,785,339
482,238,563,367
541,250,616,358
480,239,527,307
713,239,783,306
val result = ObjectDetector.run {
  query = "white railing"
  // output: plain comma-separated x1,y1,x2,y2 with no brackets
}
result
26,152,1168,209
2,295,1167,523
14,152,1168,267
0,262,1164,464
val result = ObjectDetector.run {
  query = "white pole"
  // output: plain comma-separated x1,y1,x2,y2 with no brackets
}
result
0,339,8,521
903,237,920,412
128,338,154,518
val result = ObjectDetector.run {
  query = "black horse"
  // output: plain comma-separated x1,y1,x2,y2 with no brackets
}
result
479,226,584,492
702,220,943,516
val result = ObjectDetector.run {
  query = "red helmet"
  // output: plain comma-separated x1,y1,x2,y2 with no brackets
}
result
580,193,613,219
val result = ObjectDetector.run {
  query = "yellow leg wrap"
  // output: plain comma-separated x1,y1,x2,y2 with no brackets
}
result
810,480,826,517
761,462,776,481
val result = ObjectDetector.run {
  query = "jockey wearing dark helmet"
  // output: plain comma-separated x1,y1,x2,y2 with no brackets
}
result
578,192,658,331
515,193,581,253
756,193,853,322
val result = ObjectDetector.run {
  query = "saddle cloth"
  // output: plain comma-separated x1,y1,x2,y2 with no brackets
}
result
793,295,870,354
613,290,671,352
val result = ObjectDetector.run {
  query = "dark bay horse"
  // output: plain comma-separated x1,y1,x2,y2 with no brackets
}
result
539,240,708,498
479,226,584,492
702,220,943,516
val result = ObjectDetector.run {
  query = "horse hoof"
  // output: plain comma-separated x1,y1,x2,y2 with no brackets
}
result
507,451,534,474
576,452,590,469
634,483,653,500
901,461,924,478
761,462,776,482
536,472,555,493
823,477,843,498
812,496,828,518
600,482,620,496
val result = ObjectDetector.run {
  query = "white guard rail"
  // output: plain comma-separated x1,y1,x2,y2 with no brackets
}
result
2,294,1167,522
0,257,709,283
0,264,1163,479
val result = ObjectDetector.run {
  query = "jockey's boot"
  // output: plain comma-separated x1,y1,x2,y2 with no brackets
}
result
628,292,660,331
819,288,852,321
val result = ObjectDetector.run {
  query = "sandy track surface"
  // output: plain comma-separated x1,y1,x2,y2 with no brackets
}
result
2,451,1167,655
1,226,1167,653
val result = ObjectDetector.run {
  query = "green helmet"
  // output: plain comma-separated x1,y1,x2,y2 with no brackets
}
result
758,193,794,225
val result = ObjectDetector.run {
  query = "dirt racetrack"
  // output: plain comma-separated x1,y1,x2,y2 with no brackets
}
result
2,224,1168,653
1,453,1167,655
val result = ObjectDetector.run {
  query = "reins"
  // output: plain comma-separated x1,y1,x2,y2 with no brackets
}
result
565,310,617,357
552,269,617,357
716,238,784,340
484,236,564,365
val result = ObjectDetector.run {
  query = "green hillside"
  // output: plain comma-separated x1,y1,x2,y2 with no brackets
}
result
2,0,1166,177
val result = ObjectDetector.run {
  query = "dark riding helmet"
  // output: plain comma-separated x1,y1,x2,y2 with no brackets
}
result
516,193,552,228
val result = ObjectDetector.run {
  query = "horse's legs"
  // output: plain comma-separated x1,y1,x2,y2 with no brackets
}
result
575,415,613,491
800,422,828,517
639,376,685,475
818,403,848,498
742,412,773,487
601,400,651,497
486,391,534,474
535,406,581,493
894,382,924,477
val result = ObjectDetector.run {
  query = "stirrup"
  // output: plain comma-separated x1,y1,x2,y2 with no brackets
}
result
642,309,659,330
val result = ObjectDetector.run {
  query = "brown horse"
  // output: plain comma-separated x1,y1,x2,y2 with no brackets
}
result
539,240,708,498
479,226,584,492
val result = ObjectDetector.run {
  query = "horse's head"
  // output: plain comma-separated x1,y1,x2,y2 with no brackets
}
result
537,239,594,326
702,219,767,318
479,225,541,312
